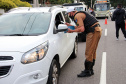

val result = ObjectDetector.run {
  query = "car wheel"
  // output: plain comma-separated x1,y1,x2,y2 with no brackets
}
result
47,59,60,84
70,38,78,58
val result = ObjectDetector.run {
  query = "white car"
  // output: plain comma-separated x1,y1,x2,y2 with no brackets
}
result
109,9,115,17
0,7,78,84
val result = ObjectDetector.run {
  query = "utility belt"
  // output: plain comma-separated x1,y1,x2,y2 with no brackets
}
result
85,24,100,34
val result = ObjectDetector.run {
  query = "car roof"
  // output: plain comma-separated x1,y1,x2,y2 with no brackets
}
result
8,7,66,14
62,3,86,9
63,3,83,6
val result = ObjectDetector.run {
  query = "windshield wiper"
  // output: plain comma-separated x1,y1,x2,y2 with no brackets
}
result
0,34,35,36
5,34,26,36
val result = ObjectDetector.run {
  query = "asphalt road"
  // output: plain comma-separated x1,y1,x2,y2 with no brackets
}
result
59,18,126,84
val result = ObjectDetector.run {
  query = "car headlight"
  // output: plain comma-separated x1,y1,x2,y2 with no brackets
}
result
21,41,49,64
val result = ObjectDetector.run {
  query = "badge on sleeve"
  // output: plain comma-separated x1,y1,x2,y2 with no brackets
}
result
75,19,77,22
74,18,79,26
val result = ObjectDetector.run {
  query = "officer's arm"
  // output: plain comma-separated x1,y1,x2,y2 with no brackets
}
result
67,26,84,33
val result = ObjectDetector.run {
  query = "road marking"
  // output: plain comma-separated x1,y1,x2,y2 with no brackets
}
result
105,29,107,36
99,52,106,84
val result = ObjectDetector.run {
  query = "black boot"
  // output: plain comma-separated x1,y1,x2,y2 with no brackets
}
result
90,59,95,75
77,60,92,77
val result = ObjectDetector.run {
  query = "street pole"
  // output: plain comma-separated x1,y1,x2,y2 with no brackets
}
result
33,0,39,7
77,0,80,3
74,0,76,3
91,0,92,7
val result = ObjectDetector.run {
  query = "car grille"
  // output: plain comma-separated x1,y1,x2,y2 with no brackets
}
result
98,14,105,16
0,56,13,78
0,66,12,77
0,56,13,61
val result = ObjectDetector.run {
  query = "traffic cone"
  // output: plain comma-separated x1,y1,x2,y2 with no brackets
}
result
105,18,107,25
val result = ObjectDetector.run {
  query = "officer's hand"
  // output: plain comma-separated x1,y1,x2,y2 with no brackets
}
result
67,28,73,33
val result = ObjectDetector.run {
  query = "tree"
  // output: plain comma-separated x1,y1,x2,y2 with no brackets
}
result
0,0,31,11
49,0,74,4
81,0,126,8
80,0,95,8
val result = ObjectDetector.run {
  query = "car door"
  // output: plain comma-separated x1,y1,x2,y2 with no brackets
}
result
62,11,77,55
54,12,70,66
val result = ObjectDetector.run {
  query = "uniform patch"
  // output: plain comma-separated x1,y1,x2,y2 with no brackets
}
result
75,19,77,22
74,18,79,26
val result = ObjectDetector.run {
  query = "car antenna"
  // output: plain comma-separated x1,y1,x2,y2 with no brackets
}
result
28,7,30,11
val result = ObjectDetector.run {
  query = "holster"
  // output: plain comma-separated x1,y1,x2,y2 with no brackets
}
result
85,24,100,34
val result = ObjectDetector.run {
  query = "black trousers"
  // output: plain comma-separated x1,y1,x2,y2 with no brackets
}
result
115,22,126,38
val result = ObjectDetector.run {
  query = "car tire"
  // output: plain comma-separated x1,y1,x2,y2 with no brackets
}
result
47,59,60,84
70,37,78,58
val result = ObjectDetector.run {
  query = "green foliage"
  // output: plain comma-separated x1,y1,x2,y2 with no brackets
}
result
0,0,17,11
81,0,126,8
50,0,73,4
0,0,31,12
110,0,126,8
11,0,32,7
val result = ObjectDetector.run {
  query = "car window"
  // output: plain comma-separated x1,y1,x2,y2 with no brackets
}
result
75,7,83,11
55,12,64,28
62,11,71,23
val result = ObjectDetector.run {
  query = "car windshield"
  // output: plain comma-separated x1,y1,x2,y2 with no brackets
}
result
94,3,110,11
75,7,83,11
0,13,51,36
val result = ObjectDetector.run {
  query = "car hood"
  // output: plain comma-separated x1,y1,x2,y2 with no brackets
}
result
0,35,48,52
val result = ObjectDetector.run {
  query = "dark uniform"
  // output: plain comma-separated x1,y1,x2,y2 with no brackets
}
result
113,7,126,39
90,11,95,17
73,11,102,77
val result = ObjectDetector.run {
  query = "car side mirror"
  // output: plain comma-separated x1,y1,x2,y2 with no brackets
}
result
56,24,68,32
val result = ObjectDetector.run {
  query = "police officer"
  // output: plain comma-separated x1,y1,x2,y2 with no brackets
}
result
112,3,126,41
65,7,102,77
89,7,95,17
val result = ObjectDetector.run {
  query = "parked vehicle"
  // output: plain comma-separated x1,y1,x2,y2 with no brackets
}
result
93,0,111,18
0,7,78,84
109,7,115,17
63,3,87,11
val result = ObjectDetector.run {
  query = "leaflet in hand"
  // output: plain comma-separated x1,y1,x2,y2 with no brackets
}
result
64,26,75,33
